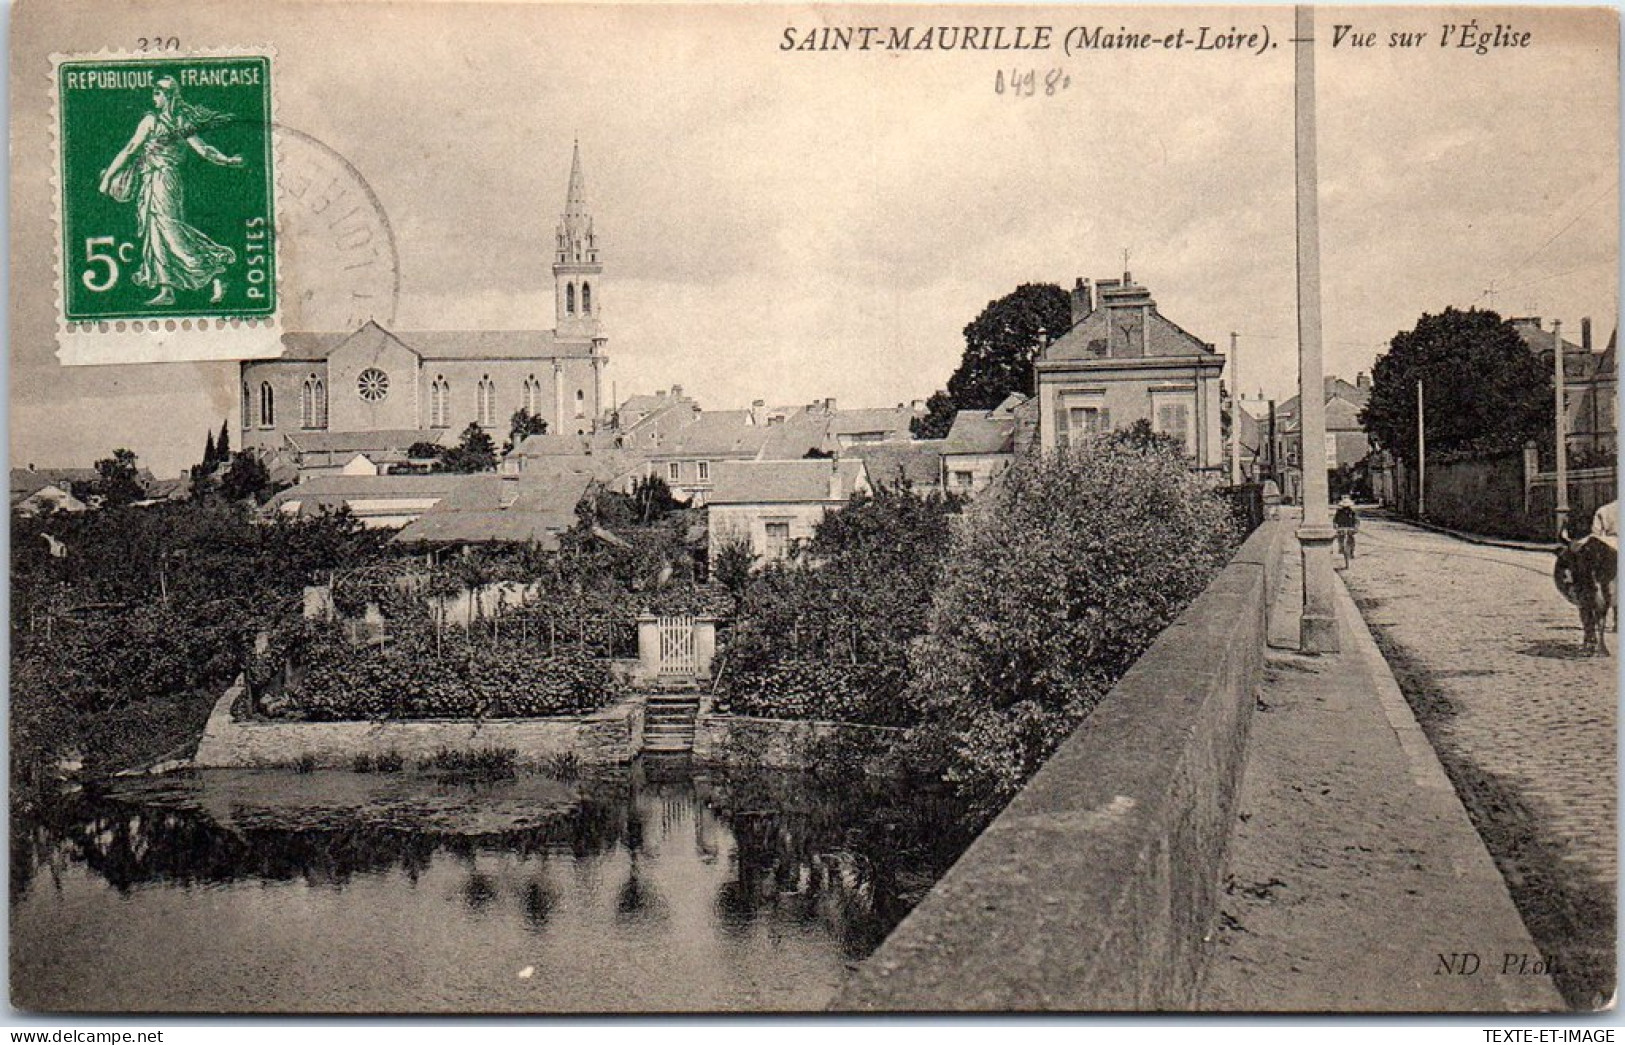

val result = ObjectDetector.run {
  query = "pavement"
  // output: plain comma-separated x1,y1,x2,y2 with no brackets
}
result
1199,520,1569,1012
1342,515,1617,1010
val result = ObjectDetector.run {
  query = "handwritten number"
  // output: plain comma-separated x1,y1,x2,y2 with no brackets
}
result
136,37,180,52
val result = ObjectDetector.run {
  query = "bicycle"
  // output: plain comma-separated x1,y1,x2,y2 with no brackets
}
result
1335,526,1357,569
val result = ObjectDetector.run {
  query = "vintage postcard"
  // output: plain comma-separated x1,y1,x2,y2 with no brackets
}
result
7,0,1617,1021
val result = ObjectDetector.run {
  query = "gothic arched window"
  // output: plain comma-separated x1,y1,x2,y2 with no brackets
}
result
582,282,592,314
478,376,497,428
259,382,275,428
574,388,586,419
566,283,576,315
524,374,543,415
301,375,327,429
241,383,251,428
431,376,450,429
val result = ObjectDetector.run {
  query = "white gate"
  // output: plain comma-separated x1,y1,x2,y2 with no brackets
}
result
657,616,697,676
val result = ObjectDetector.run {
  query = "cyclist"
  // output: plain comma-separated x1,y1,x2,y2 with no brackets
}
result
1333,495,1359,567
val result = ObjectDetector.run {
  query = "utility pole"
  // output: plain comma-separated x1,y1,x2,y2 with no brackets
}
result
1294,5,1338,653
1268,400,1278,487
1416,379,1426,518
1554,319,1570,538
1230,332,1242,485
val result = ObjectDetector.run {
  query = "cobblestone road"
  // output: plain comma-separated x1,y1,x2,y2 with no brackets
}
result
1342,516,1617,1007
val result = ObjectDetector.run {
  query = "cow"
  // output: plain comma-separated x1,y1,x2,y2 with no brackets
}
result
1554,534,1616,656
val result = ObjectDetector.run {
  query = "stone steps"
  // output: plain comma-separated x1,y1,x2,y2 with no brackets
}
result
641,693,700,754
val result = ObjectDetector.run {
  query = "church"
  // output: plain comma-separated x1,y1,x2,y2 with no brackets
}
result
240,144,608,457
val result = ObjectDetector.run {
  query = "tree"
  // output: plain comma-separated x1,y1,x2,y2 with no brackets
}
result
218,450,274,503
507,408,550,451
215,419,231,463
910,390,956,440
203,430,219,470
407,441,446,461
439,423,498,473
1361,308,1551,463
912,283,1072,440
83,448,145,507
905,435,1237,817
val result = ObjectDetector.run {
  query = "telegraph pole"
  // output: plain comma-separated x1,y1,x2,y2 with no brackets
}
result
1554,319,1570,538
1416,379,1426,518
1294,5,1338,652
1230,332,1242,485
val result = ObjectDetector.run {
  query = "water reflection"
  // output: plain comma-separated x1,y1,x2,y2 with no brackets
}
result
11,760,973,1012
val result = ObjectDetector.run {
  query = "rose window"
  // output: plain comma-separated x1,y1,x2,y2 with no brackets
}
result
357,368,390,403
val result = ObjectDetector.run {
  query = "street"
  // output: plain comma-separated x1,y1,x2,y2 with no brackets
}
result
1343,515,1617,1008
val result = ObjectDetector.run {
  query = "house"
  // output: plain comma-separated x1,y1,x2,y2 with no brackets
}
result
271,428,453,481
10,465,164,509
1512,316,1617,460
241,145,608,452
502,433,645,493
264,473,465,528
941,393,1026,496
393,471,594,550
1036,272,1226,470
14,484,88,517
707,458,871,563
843,438,946,495
1274,375,1372,502
826,402,922,447
607,386,701,448
648,402,830,506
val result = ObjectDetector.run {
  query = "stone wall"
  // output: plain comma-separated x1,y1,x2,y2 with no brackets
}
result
692,714,904,772
192,683,641,769
836,519,1278,1011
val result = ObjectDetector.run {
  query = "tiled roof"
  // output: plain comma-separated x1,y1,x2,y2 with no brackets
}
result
843,440,944,488
942,409,1017,456
828,406,916,438
10,467,161,500
277,321,593,363
393,472,592,546
264,473,464,515
657,410,774,457
708,459,869,505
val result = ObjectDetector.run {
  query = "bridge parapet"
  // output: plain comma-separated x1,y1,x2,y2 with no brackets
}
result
836,519,1281,1011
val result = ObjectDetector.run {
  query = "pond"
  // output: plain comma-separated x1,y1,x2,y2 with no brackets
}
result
10,759,975,1013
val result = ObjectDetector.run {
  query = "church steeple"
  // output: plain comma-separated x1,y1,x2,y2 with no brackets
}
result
553,140,602,339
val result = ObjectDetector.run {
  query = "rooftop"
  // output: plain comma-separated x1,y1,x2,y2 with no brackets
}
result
708,458,869,505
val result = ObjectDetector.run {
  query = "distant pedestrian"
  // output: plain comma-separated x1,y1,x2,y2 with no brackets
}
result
1333,495,1359,567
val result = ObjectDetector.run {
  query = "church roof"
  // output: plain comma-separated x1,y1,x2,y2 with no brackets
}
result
277,321,594,363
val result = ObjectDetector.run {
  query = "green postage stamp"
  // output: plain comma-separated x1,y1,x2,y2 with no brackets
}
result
52,50,281,364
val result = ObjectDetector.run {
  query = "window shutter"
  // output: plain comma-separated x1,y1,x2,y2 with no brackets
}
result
1098,408,1111,434
1054,402,1069,449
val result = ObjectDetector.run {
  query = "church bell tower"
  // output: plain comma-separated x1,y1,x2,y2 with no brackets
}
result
553,142,603,341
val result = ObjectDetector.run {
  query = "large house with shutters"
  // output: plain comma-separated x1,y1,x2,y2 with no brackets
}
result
240,144,608,458
1036,272,1225,470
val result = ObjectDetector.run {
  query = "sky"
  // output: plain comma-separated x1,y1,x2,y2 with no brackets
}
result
9,2,1619,476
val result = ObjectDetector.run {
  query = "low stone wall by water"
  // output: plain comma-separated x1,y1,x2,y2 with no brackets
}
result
191,682,641,769
837,519,1280,1011
692,714,904,771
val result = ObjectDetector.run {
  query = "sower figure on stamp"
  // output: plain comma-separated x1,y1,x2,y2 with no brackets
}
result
98,75,242,306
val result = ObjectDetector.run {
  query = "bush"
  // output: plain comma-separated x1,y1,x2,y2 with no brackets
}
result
278,622,620,721
906,436,1240,818
715,659,913,727
424,746,518,779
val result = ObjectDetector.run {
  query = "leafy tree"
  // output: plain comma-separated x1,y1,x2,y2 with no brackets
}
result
912,283,1071,440
507,408,550,450
218,450,274,503
910,389,957,440
1361,307,1551,463
439,423,498,473
80,448,145,507
407,441,446,461
905,435,1237,817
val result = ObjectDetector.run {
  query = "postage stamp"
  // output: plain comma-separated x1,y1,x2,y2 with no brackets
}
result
51,50,281,364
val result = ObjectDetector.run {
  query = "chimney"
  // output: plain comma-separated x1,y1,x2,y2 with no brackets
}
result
825,397,838,412
671,384,683,399
750,399,765,426
1070,277,1093,327
499,474,520,509
1357,372,1370,390
656,389,666,399
1583,317,1593,353
910,399,925,414
828,459,842,500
